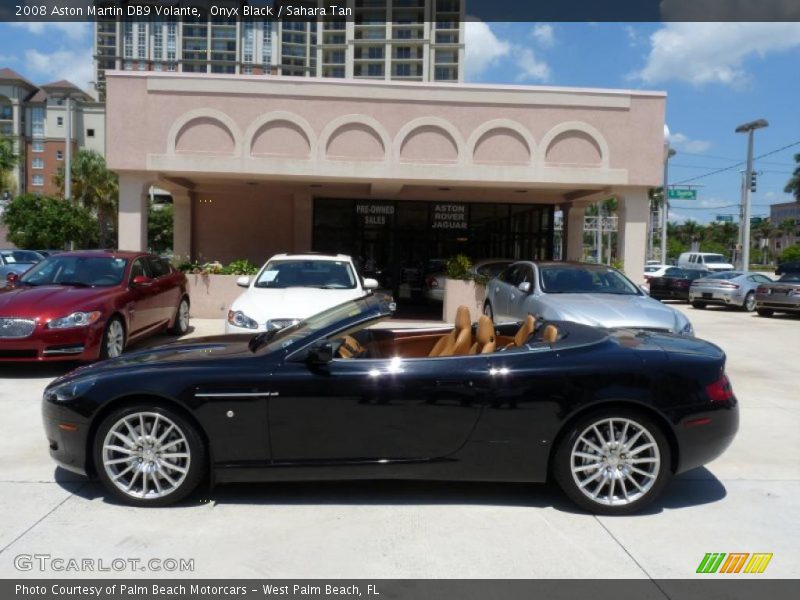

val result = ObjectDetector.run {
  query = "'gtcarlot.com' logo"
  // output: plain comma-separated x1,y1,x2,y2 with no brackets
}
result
14,554,194,573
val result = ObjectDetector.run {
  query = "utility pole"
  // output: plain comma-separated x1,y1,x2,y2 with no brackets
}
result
735,119,768,271
660,146,676,263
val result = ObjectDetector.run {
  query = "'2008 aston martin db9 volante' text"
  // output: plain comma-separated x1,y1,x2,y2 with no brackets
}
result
43,295,738,514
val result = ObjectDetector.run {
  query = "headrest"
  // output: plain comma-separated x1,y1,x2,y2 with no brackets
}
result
455,305,472,331
542,324,559,343
515,314,536,346
476,315,495,344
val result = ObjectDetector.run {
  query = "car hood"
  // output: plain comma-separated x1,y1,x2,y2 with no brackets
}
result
537,293,685,332
231,286,363,323
0,284,116,317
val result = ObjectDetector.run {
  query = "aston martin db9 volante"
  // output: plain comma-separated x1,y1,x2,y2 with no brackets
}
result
43,295,738,514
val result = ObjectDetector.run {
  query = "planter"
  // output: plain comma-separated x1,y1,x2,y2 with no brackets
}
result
185,273,245,319
442,278,486,323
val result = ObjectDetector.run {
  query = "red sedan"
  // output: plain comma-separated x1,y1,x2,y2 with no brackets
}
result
0,251,189,361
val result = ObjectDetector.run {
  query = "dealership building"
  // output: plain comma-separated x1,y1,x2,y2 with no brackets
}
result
107,71,665,284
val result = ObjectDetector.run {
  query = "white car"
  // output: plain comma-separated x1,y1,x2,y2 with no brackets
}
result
226,253,378,333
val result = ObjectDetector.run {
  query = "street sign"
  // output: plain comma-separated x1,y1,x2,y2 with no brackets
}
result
716,215,734,223
668,188,697,200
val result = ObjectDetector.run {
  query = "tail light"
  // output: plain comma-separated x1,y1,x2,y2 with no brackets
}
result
717,282,739,289
676,280,689,288
706,373,734,403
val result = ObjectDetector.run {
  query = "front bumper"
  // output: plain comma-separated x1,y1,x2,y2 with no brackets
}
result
42,399,91,476
0,321,104,361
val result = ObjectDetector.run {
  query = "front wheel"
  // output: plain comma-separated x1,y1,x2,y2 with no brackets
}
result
169,297,190,335
691,301,706,309
94,404,206,507
742,292,756,312
100,317,126,359
553,410,671,515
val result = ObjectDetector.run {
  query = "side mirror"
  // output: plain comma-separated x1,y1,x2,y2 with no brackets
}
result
236,276,251,288
307,341,334,365
131,275,153,287
5,272,18,284
518,281,531,293
363,277,379,290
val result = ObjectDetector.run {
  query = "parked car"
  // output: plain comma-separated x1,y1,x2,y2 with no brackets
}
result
226,253,378,333
641,263,672,292
484,261,694,335
775,260,800,276
689,271,774,312
649,267,710,302
677,252,735,273
42,294,738,514
424,258,514,302
0,251,189,361
0,249,44,287
755,272,800,317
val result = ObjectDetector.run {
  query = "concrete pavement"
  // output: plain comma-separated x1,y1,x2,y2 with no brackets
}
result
0,307,798,579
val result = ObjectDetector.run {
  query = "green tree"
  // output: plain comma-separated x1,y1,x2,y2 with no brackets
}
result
0,135,17,193
1,193,97,249
779,244,800,263
54,149,118,248
784,152,800,202
148,202,173,255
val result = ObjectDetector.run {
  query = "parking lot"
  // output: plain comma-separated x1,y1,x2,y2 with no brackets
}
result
0,305,798,579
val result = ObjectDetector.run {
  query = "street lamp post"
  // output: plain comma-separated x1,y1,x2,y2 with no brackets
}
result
660,145,676,263
735,119,769,271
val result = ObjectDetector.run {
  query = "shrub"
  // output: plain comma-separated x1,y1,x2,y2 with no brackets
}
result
1,193,97,249
445,254,472,280
778,244,800,264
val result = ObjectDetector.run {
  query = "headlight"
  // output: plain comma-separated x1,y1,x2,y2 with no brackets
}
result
227,310,258,329
46,311,102,329
679,320,694,336
45,377,96,403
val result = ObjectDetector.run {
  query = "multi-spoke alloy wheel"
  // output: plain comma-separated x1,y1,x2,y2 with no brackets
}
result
554,411,670,515
169,298,190,335
95,406,205,506
101,318,125,359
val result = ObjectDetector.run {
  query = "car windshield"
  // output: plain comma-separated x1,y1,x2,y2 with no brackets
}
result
539,265,640,295
779,273,800,283
254,259,356,289
252,298,378,353
19,256,128,287
1,250,42,264
703,254,728,264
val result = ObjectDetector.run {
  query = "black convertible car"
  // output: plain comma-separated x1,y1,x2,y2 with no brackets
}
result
43,295,738,515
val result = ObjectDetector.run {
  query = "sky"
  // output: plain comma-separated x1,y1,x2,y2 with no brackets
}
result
1,20,799,225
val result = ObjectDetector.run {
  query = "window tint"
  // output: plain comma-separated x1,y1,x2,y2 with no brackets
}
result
499,266,519,284
146,257,170,278
130,258,149,281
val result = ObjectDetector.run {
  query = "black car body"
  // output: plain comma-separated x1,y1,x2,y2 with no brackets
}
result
43,295,738,514
649,267,709,302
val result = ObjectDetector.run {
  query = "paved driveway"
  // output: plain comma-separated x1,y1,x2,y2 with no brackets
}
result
0,307,798,579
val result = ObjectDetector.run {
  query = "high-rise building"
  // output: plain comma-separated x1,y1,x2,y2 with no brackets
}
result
93,1,465,100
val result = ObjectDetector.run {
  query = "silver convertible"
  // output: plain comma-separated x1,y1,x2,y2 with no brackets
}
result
484,261,694,336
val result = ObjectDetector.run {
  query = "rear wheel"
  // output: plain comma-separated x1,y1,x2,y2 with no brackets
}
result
743,292,756,312
483,301,494,321
691,301,706,309
553,410,671,515
757,308,774,317
94,404,205,507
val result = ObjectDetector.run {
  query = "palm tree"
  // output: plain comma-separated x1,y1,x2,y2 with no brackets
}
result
784,152,800,202
54,149,119,247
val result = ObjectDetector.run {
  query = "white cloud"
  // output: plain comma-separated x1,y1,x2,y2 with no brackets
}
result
12,21,90,42
25,47,94,94
464,20,511,79
623,25,640,48
531,24,555,48
633,23,800,87
514,47,551,83
668,132,712,154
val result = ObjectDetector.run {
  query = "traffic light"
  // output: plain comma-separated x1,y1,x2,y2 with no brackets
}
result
749,171,758,192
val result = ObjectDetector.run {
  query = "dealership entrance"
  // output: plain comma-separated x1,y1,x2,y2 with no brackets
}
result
313,197,554,298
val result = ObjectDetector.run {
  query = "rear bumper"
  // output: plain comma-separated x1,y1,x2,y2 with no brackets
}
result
756,296,800,311
0,322,103,361
689,289,746,306
650,289,689,301
673,399,739,474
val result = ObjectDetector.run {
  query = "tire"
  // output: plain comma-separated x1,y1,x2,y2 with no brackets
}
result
99,317,126,360
483,301,494,321
553,409,672,515
691,301,706,309
168,297,190,335
757,308,774,317
93,403,206,507
742,292,756,312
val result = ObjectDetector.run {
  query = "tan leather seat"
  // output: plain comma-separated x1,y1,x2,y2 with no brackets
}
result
542,324,559,343
469,315,497,354
429,305,472,357
505,314,535,349
338,335,365,359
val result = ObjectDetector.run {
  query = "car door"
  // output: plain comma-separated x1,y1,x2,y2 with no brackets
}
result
145,256,178,325
506,264,535,320
126,257,160,336
267,352,490,462
490,265,519,321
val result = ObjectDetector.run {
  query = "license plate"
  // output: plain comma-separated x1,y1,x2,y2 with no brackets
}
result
702,293,712,299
